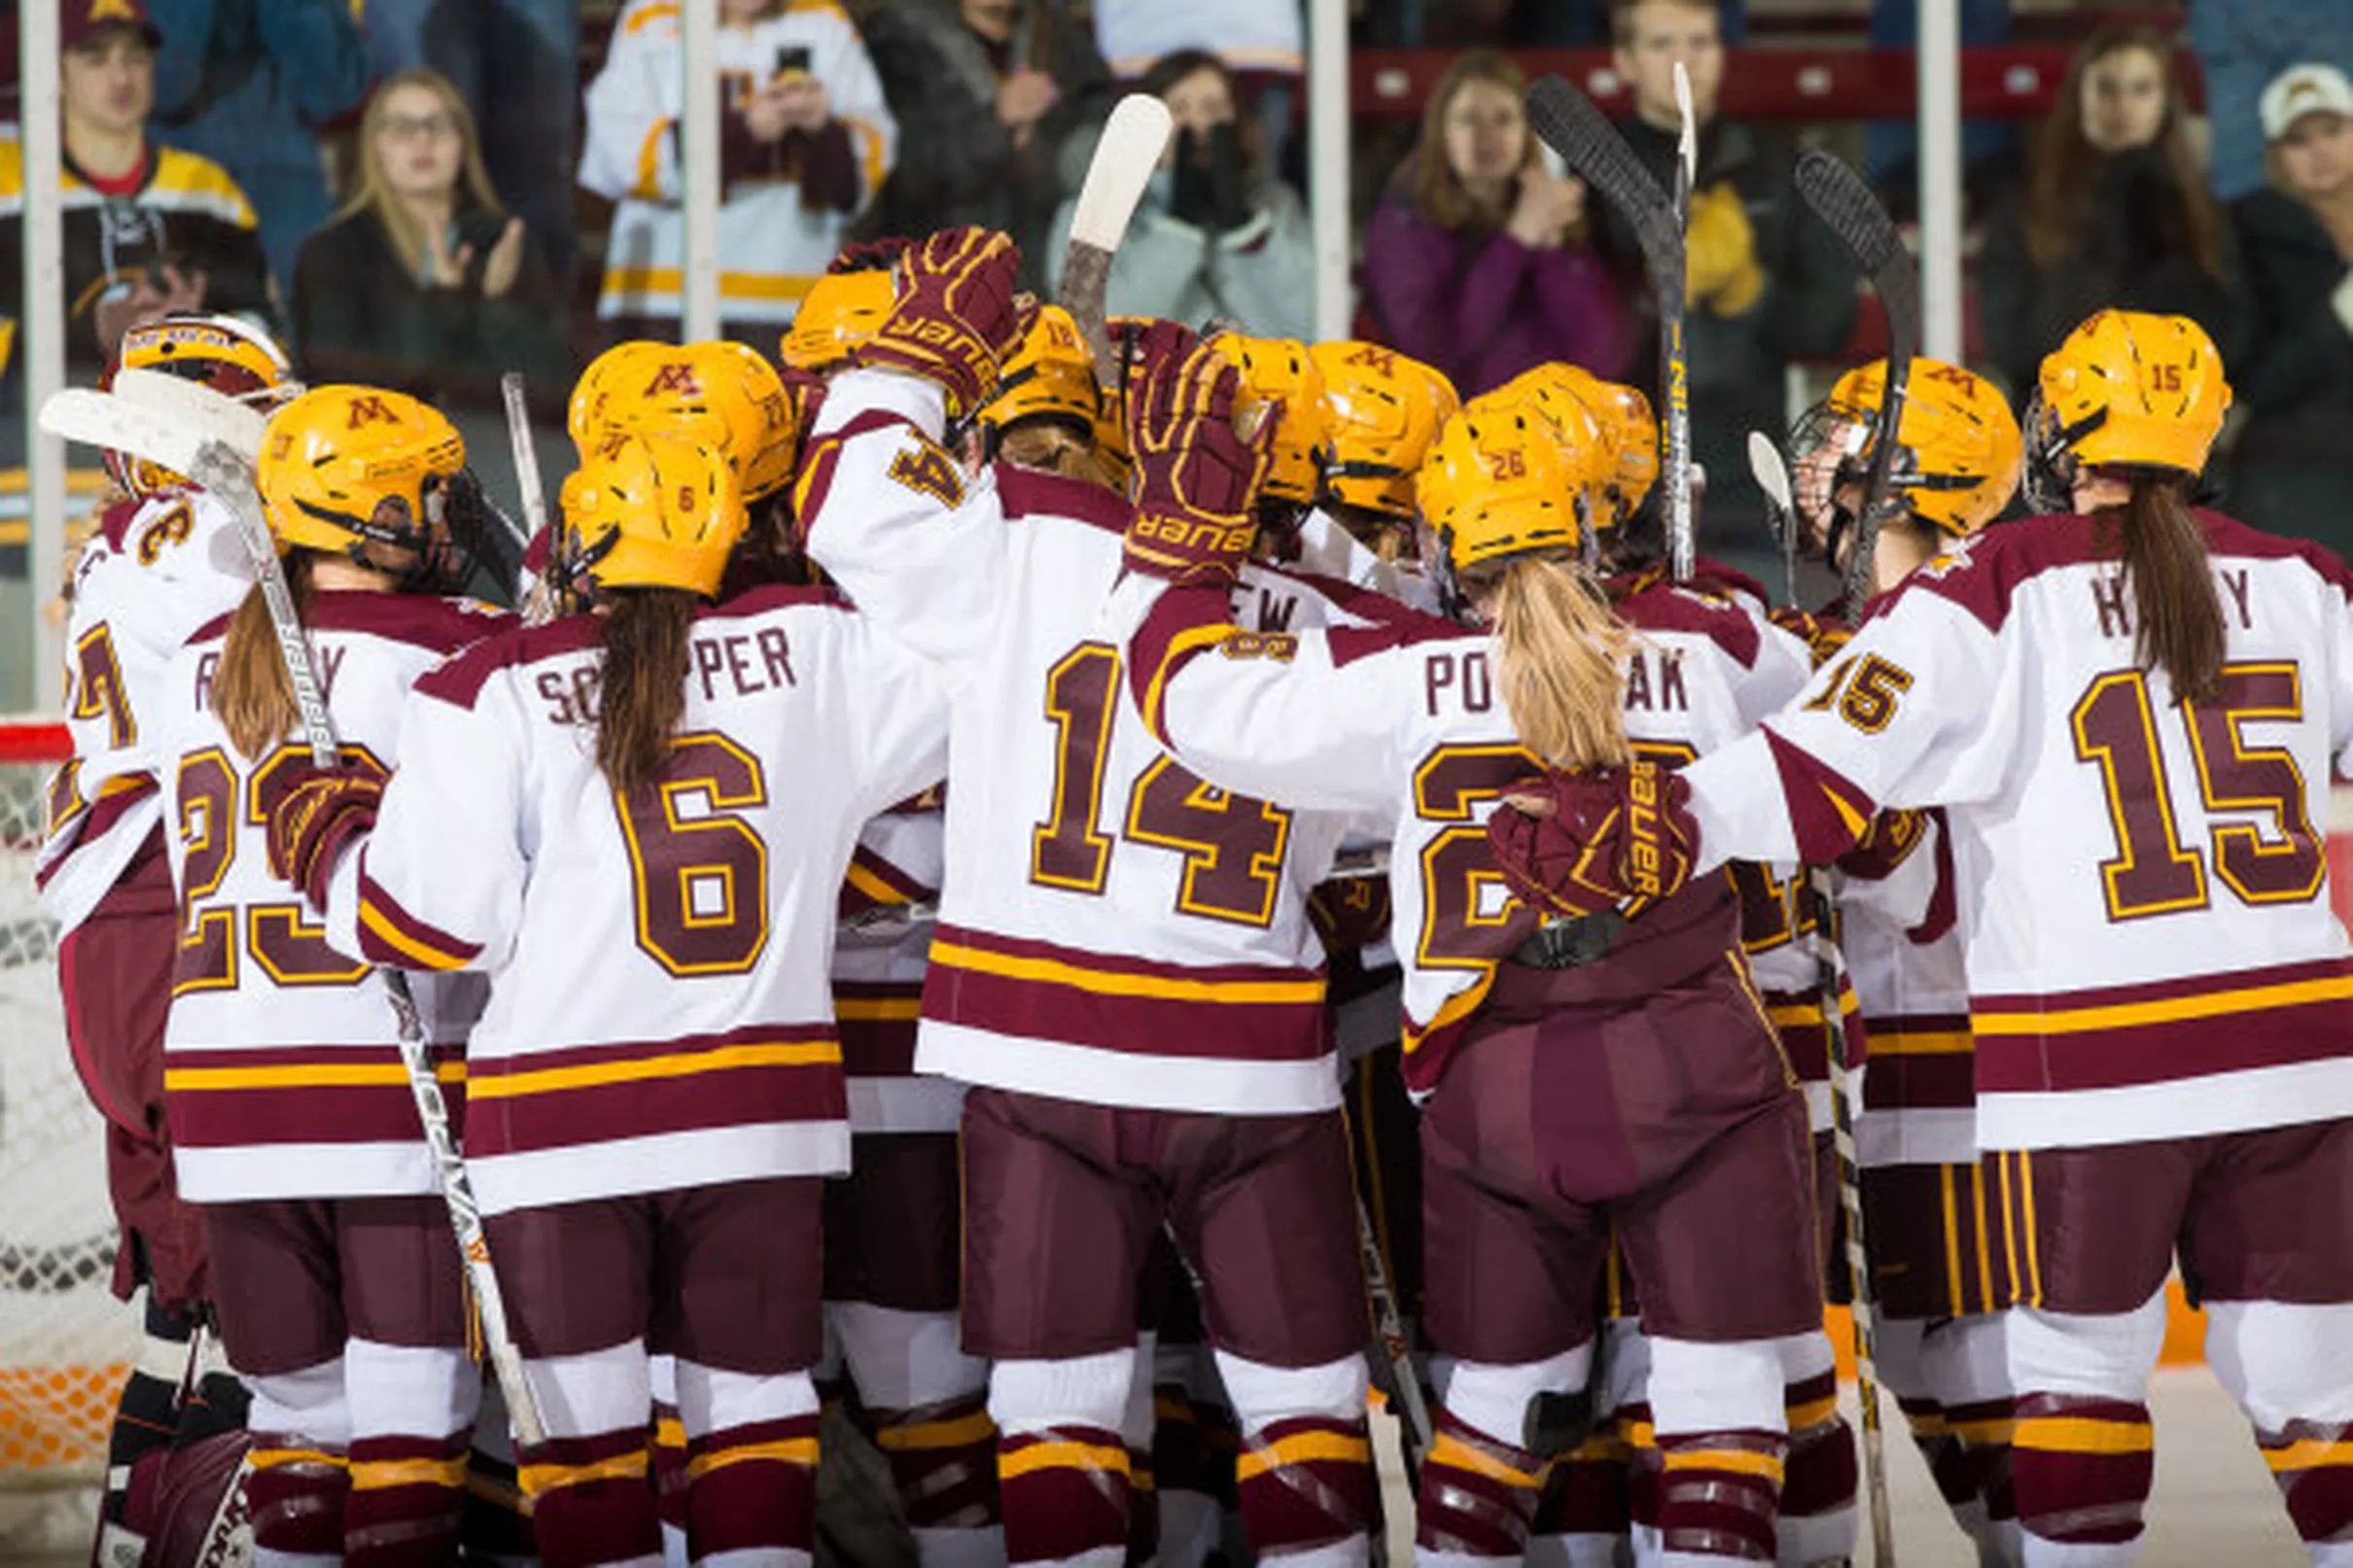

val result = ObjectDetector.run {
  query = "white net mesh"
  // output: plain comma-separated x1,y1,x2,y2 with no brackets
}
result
0,717,135,1534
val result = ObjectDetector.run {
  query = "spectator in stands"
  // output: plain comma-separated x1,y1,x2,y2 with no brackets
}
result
859,0,1112,293
0,0,274,388
2189,0,2353,204
1090,0,1304,178
365,0,584,289
1045,49,1315,339
1586,0,1855,527
289,70,568,412
146,0,370,296
579,0,896,345
1980,25,2240,402
2229,63,2353,553
1361,50,1633,400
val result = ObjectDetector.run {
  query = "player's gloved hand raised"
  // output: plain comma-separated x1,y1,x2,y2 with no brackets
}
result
1487,759,1699,920
855,226,1035,418
1122,326,1279,587
263,761,389,913
1684,183,1765,316
1769,604,1852,670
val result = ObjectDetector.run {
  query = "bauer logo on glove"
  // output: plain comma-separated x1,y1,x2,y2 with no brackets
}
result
1487,759,1700,921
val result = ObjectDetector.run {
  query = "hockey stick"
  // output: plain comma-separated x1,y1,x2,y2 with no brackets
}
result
1749,433,1801,610
501,372,568,626
1060,93,1174,387
1794,149,1919,623
1525,74,1697,580
110,366,270,463
1355,1194,1432,1475
42,387,549,1446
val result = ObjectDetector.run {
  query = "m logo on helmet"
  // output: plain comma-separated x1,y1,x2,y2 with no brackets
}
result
645,363,703,399
345,395,398,429
1345,345,1397,376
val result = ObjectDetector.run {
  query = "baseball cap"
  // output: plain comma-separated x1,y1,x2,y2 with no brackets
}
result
2261,62,2353,143
60,0,162,52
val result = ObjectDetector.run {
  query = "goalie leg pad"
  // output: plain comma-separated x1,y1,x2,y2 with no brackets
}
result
989,1349,1136,1567
1215,1350,1374,1560
674,1361,821,1564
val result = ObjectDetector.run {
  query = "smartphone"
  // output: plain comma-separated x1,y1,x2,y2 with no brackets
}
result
773,44,812,79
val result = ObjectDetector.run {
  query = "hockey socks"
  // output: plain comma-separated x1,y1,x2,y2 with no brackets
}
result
1775,1368,1857,1565
2010,1392,2154,1561
870,1392,1003,1563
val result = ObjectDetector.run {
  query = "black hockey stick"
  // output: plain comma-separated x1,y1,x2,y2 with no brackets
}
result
1526,73,1696,581
1794,149,1920,622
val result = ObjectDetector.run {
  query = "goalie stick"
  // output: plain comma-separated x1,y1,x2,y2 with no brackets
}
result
38,389,550,1449
1525,70,1698,581
1060,93,1174,387
1792,147,1921,1568
1794,149,1920,623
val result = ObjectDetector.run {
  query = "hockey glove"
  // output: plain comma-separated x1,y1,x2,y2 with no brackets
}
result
1487,760,1699,921
267,767,387,912
1768,604,1853,670
855,226,1033,419
1835,806,1929,882
1123,328,1279,587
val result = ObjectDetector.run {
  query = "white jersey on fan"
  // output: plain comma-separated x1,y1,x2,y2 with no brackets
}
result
580,0,896,326
800,370,1416,1116
1682,510,2353,1150
318,585,949,1215
40,487,252,936
157,591,507,1203
833,803,960,1136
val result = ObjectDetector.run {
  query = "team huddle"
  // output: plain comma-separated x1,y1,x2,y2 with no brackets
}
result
37,215,2353,1568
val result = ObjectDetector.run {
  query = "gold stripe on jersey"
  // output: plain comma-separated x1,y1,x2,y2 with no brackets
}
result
842,115,890,197
876,1409,996,1451
1140,623,1244,742
1974,973,2353,1035
1972,1162,1996,1316
2019,1150,2044,1307
1940,1165,1967,1319
843,858,913,907
684,1436,819,1481
1663,1446,1785,1483
929,940,1322,1006
465,1037,840,1101
359,896,475,971
2013,1416,2153,1455
1235,1429,1372,1481
633,118,672,200
999,1440,1130,1481
164,1059,465,1092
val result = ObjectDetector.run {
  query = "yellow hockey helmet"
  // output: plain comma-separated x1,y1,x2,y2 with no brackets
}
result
2032,310,2231,498
257,386,467,566
1311,341,1459,521
560,433,748,597
981,304,1101,442
779,268,897,374
1807,358,2022,538
1502,364,1657,528
102,312,299,497
1211,335,1330,506
1416,401,1603,586
568,341,798,501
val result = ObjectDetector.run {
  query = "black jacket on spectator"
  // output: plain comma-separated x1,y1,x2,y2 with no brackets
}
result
1979,150,2243,402
856,0,1112,292
1591,117,1858,530
2227,187,2353,553
290,206,570,414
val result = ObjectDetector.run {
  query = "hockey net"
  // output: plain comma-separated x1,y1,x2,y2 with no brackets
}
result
0,715,134,1541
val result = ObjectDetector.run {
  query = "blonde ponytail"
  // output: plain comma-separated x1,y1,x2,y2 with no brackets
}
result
1492,555,1631,768
214,553,315,762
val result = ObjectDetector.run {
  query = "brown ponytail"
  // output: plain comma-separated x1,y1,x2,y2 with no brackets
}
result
214,553,315,762
1492,555,1632,769
596,588,698,796
2112,475,2224,705
998,422,1121,492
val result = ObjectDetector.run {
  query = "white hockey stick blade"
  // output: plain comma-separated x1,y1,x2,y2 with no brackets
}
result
1673,63,1698,189
40,388,205,474
1749,432,1793,511
112,366,268,465
1070,94,1175,253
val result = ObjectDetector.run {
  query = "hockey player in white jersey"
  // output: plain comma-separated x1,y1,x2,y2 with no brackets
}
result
153,384,509,1567
1494,309,2353,1566
1303,340,1458,616
795,228,1394,1568
264,429,951,1567
1110,349,1826,1565
39,311,298,1559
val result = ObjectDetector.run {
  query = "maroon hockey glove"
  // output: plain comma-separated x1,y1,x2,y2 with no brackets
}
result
1768,605,1852,670
1123,330,1278,587
855,226,1033,418
1488,760,1699,921
1836,807,1929,882
267,767,387,912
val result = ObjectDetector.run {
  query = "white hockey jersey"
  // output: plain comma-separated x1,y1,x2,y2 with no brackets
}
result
581,0,896,325
800,370,1412,1115
1839,812,1976,1169
40,488,253,936
158,590,508,1203
324,585,949,1215
833,802,960,1136
1682,510,2353,1150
